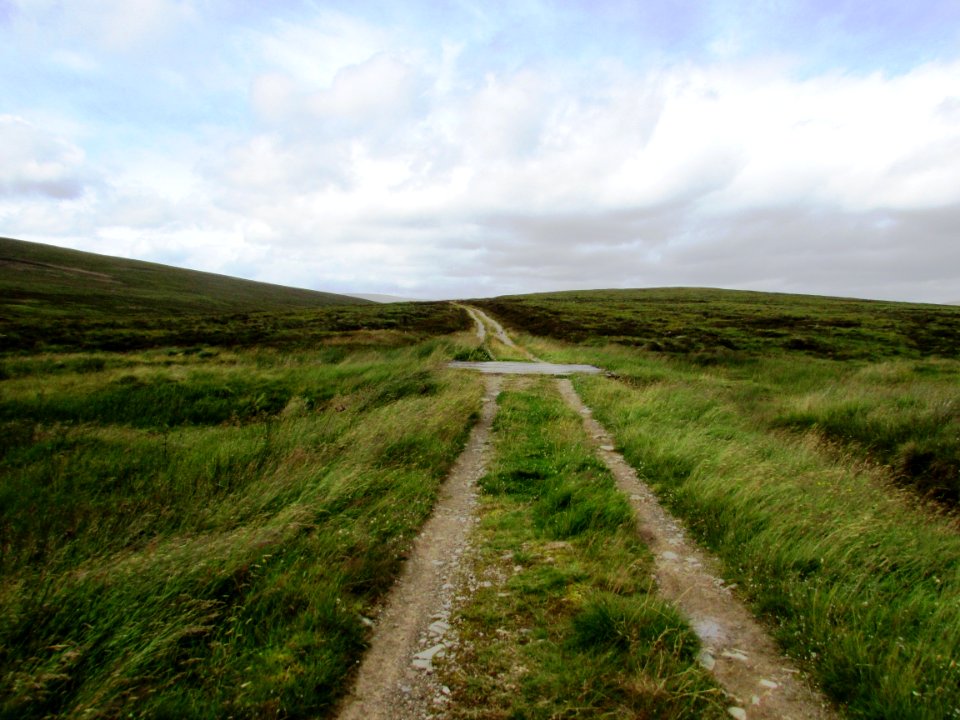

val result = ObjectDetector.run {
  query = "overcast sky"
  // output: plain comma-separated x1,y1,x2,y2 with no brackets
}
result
2,1,960,302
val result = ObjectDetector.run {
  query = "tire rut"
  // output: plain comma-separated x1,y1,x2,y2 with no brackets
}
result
557,378,838,720
336,375,501,720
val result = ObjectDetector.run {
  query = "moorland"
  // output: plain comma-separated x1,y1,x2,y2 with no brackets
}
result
2,237,959,719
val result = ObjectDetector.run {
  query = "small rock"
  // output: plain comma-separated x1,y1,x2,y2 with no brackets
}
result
697,650,716,670
414,643,446,662
759,679,779,690
751,695,761,706
727,708,747,720
513,565,523,572
600,444,614,451
359,616,375,628
661,551,680,561
721,650,749,662
428,621,450,636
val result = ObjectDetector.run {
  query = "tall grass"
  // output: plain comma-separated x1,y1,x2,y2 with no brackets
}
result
572,362,960,719
0,338,484,718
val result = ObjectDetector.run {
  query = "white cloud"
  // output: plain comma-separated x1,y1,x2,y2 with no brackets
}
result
13,0,198,52
5,3,960,304
0,115,91,199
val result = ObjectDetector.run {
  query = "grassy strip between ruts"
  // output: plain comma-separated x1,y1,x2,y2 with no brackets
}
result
439,377,726,719
566,361,960,720
0,334,485,719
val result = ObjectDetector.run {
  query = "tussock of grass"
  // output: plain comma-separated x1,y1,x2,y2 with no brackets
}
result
0,339,484,718
442,379,724,719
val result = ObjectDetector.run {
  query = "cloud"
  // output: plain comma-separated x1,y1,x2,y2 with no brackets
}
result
4,3,960,303
0,115,91,199
12,0,198,52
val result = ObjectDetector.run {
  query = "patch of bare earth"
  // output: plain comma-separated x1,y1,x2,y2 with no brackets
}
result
557,378,838,720
336,375,501,720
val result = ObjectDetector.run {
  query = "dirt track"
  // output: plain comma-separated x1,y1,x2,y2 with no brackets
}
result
558,379,836,720
337,375,501,720
337,306,836,720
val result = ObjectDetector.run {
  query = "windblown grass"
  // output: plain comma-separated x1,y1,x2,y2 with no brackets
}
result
565,357,960,720
468,291,960,718
480,290,960,505
0,337,484,718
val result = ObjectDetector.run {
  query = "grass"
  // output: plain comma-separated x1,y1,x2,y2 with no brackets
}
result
466,290,960,719
476,289,960,505
572,369,960,719
1,236,367,319
474,287,960,360
9,260,960,719
0,320,487,718
440,378,725,719
0,299,469,354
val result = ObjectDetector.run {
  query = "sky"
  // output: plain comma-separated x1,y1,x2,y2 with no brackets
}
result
2,1,960,303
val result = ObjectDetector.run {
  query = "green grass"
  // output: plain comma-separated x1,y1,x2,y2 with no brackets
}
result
441,378,724,719
474,287,960,360
0,331,486,718
572,368,960,719
1,236,367,318
476,289,960,505
9,261,960,719
464,291,960,718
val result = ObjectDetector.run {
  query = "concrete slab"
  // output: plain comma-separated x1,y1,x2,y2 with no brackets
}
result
447,361,602,375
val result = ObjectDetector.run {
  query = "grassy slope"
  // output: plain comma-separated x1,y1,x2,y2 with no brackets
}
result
0,237,471,354
475,289,960,719
475,287,960,360
0,249,486,718
0,335,487,719
1,236,368,318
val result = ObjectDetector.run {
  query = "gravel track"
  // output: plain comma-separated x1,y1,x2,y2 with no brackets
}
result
336,375,501,720
338,305,837,719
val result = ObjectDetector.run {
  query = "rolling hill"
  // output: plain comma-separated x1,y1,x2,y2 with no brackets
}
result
0,236,369,320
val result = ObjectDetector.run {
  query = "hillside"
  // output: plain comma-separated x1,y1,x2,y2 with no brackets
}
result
473,287,960,360
0,237,459,353
0,236,369,320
